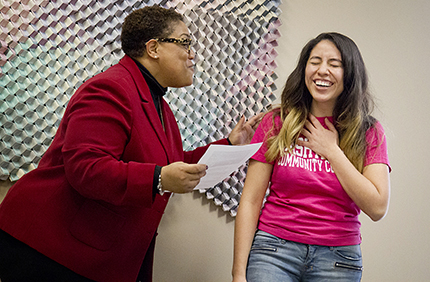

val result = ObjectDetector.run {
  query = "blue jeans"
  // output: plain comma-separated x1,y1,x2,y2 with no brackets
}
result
246,230,363,282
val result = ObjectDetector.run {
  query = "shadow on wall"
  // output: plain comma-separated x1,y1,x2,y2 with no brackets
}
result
0,180,14,203
192,190,236,223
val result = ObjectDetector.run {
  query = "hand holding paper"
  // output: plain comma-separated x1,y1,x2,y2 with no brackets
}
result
194,142,262,191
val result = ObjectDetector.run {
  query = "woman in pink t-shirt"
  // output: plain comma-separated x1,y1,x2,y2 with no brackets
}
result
232,32,391,282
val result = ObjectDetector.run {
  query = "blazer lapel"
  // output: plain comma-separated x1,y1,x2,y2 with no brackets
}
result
119,56,173,161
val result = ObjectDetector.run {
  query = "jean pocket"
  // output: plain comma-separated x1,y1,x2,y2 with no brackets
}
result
333,245,363,272
250,230,280,253
334,262,363,271
250,245,278,252
333,245,362,261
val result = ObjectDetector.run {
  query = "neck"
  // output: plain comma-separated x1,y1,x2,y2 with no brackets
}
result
310,102,334,117
134,56,166,88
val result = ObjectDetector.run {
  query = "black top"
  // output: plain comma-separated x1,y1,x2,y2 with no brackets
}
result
133,59,166,195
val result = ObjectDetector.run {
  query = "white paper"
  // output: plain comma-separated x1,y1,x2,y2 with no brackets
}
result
194,142,263,190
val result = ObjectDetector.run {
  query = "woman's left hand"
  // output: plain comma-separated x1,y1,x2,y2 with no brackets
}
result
298,113,339,159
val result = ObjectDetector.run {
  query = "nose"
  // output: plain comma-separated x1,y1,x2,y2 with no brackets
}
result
317,63,330,75
188,48,195,59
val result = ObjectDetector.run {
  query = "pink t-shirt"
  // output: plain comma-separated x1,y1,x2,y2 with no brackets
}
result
250,111,390,246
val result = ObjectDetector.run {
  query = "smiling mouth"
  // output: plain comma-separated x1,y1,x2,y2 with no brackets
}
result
314,80,333,87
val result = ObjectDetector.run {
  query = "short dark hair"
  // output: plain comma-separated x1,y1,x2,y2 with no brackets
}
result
121,5,184,58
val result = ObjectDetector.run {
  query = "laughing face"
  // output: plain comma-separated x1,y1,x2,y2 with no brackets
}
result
305,40,344,116
155,20,195,88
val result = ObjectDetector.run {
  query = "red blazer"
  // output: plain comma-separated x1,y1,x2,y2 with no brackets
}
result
0,55,228,282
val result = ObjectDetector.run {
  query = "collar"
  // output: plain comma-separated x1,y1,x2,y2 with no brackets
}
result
132,59,167,120
132,58,167,98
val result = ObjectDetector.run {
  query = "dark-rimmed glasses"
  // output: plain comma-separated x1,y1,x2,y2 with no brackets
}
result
155,38,192,53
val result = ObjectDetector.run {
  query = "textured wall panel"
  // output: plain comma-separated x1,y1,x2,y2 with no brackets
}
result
0,0,281,216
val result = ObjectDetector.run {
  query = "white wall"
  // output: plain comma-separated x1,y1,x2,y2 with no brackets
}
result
154,1,430,281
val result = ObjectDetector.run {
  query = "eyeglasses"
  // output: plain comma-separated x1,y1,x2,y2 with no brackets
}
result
155,37,192,53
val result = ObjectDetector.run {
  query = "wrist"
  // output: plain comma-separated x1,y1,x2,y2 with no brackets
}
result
325,145,344,163
232,265,247,279
157,172,165,195
154,165,166,196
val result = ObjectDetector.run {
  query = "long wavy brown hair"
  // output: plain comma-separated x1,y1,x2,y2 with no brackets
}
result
266,32,376,172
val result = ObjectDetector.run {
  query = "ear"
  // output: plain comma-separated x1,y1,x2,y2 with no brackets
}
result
145,39,159,59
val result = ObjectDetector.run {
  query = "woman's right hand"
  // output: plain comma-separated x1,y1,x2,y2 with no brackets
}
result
232,275,247,282
160,162,207,193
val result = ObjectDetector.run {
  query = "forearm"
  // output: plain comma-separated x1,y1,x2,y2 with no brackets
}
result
64,151,156,206
232,160,272,280
327,147,390,221
232,200,261,279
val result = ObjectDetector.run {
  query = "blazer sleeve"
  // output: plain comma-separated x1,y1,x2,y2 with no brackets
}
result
60,76,155,207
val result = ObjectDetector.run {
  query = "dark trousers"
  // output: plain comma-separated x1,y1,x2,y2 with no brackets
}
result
0,229,156,282
0,229,95,282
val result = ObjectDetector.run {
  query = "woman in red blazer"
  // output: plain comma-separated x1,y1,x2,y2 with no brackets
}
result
0,5,261,282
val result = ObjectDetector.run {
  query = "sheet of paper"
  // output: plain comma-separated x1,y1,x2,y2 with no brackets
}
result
194,142,263,191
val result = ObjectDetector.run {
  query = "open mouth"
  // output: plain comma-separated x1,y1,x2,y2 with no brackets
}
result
314,79,333,87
